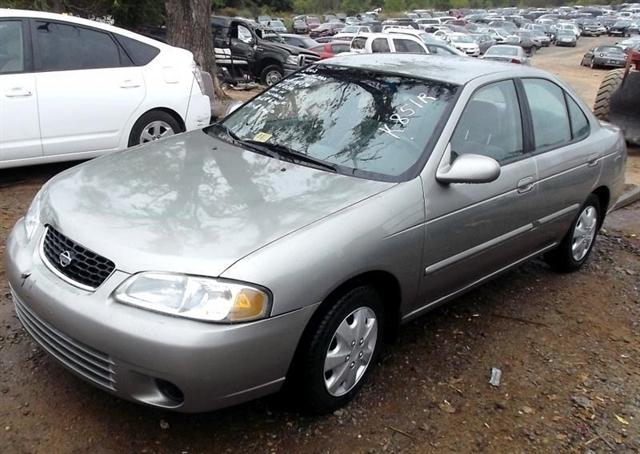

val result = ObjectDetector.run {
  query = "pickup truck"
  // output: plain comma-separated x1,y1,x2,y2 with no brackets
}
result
212,16,320,86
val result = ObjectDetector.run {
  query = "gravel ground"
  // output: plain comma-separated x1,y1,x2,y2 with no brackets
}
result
1,36,639,454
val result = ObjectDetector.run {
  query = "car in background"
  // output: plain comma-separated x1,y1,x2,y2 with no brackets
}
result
448,33,480,56
8,53,625,415
608,20,632,37
292,19,309,34
310,22,345,38
556,23,581,39
469,33,497,54
0,9,211,169
309,41,351,59
293,15,321,34
264,20,287,33
581,45,627,68
581,19,603,36
488,27,520,44
617,36,640,51
350,32,429,54
263,33,319,50
425,42,467,56
530,29,551,46
515,30,541,54
334,25,372,40
481,45,529,64
555,29,578,47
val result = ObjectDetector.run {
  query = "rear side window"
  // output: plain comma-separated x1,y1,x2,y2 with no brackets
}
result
114,34,159,66
394,39,426,54
0,21,24,74
351,37,366,50
371,38,390,53
522,78,571,151
566,95,590,140
35,21,121,71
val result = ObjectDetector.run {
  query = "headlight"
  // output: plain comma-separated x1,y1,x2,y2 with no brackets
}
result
24,190,42,242
113,272,271,323
286,55,300,66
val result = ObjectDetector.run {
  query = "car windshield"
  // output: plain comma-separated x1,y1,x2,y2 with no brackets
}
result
451,34,474,42
614,20,631,26
270,21,284,28
217,66,459,180
487,46,517,56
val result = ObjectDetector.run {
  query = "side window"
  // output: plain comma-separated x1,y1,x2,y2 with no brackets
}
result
522,78,571,151
351,36,366,50
0,20,24,74
450,80,523,164
394,39,426,53
566,95,590,140
35,21,121,71
371,38,390,53
114,34,159,66
332,43,350,54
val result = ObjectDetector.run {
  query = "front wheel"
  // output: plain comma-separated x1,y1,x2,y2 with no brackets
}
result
260,65,284,86
290,285,384,414
544,195,601,272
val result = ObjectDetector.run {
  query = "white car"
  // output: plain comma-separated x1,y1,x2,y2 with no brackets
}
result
350,32,430,54
0,9,211,169
448,33,481,56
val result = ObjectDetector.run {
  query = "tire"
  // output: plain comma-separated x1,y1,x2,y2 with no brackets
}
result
544,195,601,273
128,110,182,147
593,68,625,121
290,285,385,414
260,65,284,86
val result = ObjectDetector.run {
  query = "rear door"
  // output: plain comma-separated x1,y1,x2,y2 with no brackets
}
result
32,19,145,156
417,79,540,311
0,19,42,162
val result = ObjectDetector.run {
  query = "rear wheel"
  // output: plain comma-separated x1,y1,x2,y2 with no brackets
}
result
544,195,601,272
593,68,625,120
128,110,182,147
290,285,384,414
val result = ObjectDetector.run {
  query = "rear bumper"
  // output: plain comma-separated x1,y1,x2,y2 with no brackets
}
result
6,220,318,412
185,92,211,131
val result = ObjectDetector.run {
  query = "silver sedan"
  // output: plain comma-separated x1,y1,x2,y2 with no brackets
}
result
6,54,627,413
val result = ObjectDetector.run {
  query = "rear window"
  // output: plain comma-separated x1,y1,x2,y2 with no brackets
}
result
114,34,160,66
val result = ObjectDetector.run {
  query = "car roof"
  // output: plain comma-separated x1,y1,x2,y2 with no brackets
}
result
0,8,172,50
320,53,542,85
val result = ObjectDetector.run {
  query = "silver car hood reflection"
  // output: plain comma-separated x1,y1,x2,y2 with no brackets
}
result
42,130,393,277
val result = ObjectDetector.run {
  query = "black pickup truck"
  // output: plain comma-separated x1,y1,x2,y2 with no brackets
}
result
212,16,320,86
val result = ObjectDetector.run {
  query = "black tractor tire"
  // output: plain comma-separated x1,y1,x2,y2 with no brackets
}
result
593,68,625,121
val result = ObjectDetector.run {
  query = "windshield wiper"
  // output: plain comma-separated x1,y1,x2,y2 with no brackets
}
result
243,140,337,173
209,123,279,158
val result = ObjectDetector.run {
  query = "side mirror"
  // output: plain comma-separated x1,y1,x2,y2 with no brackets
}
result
436,153,501,184
224,101,243,117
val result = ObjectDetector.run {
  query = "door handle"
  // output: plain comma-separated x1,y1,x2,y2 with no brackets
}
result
120,80,141,89
5,87,32,98
517,176,535,194
587,154,599,167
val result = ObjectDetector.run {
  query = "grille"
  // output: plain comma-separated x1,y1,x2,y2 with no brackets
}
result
41,226,115,290
13,292,116,390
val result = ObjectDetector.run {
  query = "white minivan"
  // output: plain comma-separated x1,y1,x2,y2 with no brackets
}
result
0,9,211,169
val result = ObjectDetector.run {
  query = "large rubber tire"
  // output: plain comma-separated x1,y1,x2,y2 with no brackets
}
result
544,195,601,273
289,285,385,414
128,110,182,147
593,68,625,121
260,65,284,86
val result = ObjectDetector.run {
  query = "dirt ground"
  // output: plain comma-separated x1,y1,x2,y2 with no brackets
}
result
1,37,640,454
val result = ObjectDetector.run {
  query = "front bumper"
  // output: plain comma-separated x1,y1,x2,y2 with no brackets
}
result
185,91,211,131
6,221,318,412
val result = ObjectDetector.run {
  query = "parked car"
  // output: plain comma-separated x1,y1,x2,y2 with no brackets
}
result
292,19,309,34
0,9,211,169
581,19,603,36
555,29,577,47
309,41,351,59
309,22,345,38
481,45,530,64
350,32,429,54
530,29,551,47
211,16,319,86
581,45,627,68
7,54,625,414
448,32,481,56
264,20,287,33
515,30,542,55
334,25,372,40
425,42,467,56
263,33,319,50
471,33,497,54
609,20,632,37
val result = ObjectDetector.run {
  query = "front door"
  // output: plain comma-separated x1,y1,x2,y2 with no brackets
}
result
0,19,42,163
416,80,541,313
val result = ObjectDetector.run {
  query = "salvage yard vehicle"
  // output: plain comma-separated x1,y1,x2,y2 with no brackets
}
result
211,16,319,86
481,45,529,64
7,54,626,414
581,45,627,69
0,9,211,169
350,32,430,54
555,29,577,47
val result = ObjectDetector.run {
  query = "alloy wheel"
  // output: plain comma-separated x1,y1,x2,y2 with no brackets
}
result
139,120,175,144
571,206,598,262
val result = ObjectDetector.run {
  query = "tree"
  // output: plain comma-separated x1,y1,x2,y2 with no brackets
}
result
164,0,226,99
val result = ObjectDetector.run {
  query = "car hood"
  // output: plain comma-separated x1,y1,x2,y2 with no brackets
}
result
41,130,393,277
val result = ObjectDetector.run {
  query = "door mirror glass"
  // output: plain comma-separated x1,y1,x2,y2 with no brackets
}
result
436,153,501,184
